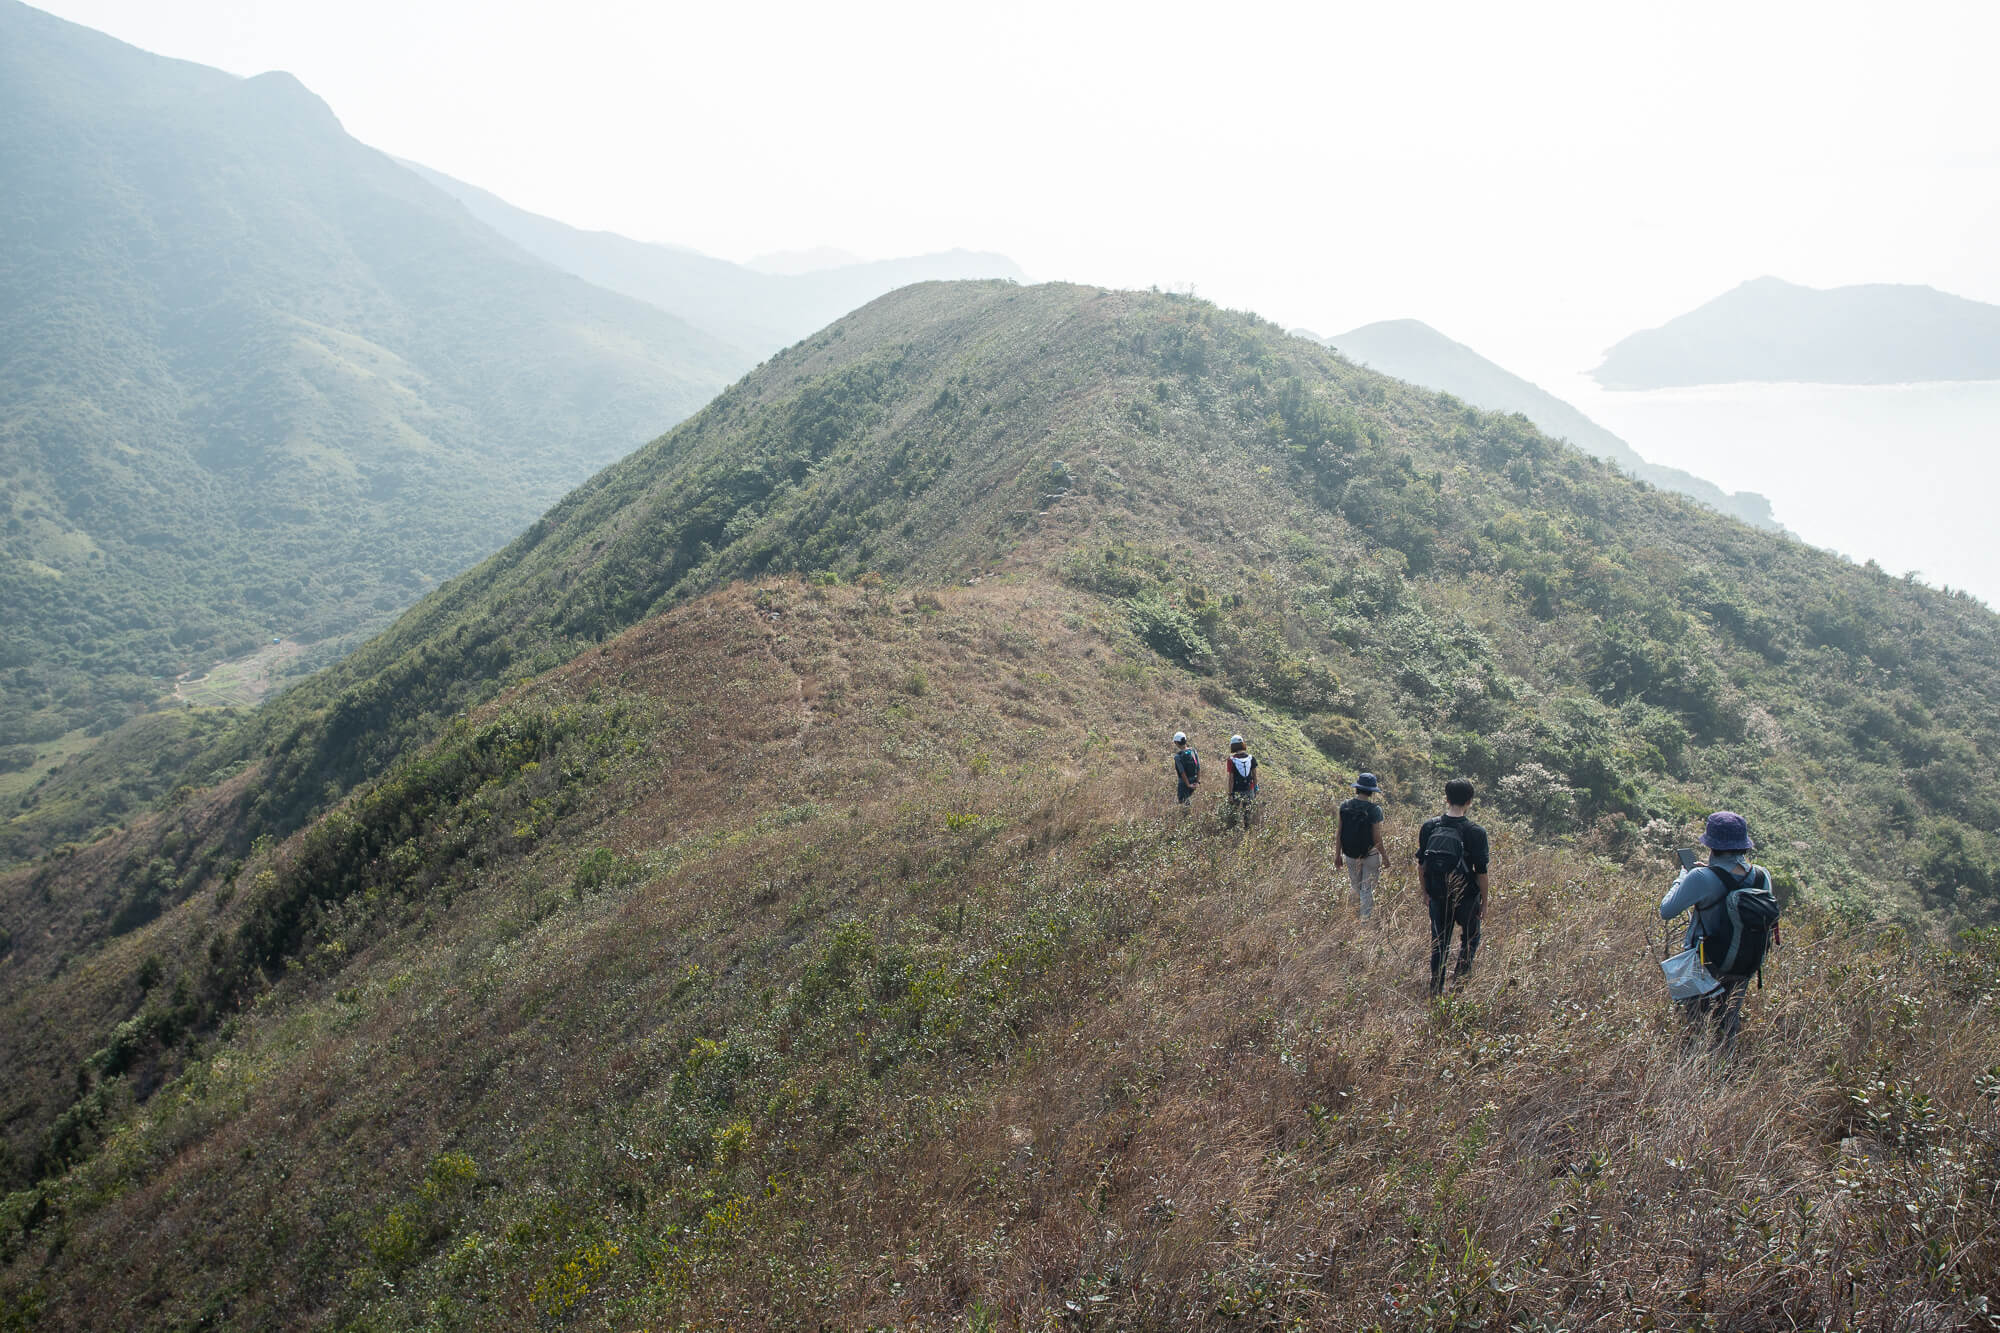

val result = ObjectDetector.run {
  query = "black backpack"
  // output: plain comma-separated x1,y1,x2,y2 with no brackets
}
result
1177,748,1200,784
1421,821,1471,895
1338,799,1377,858
1704,864,1781,979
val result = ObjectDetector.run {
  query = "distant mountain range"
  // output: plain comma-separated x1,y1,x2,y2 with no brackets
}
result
403,162,1027,357
747,246,866,275
1300,320,1778,529
1593,277,2000,388
0,0,753,749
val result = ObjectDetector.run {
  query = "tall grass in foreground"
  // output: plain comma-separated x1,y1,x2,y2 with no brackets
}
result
9,638,1999,1330
757,775,2000,1329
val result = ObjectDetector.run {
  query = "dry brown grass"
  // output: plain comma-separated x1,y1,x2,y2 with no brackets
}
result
701,781,2000,1331
6,578,1998,1331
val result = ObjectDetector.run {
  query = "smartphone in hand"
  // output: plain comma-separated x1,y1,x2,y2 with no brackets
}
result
1676,847,1699,871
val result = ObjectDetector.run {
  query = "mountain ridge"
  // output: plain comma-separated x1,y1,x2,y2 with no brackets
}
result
0,0,743,835
4,280,2000,1329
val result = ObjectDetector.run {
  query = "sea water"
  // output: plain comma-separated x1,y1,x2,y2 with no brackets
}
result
1553,376,2000,610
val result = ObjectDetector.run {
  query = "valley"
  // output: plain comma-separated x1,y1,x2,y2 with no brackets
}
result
167,639,306,711
0,0,736,754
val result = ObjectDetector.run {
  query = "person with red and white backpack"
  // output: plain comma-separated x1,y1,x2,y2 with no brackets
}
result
1222,734,1258,829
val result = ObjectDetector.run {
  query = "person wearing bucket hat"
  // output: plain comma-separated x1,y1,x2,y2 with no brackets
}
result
1660,811,1783,1053
1335,772,1388,919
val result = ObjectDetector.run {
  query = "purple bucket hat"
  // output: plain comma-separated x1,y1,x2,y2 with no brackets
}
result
1698,811,1755,853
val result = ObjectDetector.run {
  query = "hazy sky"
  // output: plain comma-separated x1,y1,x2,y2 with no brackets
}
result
34,0,2000,385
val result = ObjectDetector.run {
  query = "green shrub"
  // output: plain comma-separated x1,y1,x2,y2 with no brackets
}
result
1127,595,1212,670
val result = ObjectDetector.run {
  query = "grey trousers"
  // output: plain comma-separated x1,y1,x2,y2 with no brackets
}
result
1343,850,1381,918
1685,974,1752,1053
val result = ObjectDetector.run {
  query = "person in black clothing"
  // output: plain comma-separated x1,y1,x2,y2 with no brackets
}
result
1415,778,1491,995
1334,771,1387,919
1172,731,1200,805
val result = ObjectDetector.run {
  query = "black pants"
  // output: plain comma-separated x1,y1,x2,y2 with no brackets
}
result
1427,888,1482,994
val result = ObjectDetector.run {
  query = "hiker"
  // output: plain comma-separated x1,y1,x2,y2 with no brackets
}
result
1334,771,1387,919
1173,731,1201,805
1222,734,1258,828
1415,779,1489,995
1659,812,1781,1054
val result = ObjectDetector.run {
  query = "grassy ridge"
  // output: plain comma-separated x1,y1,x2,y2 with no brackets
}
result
8,280,2000,1225
2,578,1994,1328
174,282,2000,917
6,279,2000,1326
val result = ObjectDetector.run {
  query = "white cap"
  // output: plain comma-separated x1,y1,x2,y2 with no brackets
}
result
1229,734,1244,747
1173,732,1187,744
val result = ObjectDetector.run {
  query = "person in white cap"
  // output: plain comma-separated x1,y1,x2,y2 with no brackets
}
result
1222,734,1258,828
1172,731,1201,804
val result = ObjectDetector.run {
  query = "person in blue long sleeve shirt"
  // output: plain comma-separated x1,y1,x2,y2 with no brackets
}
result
1660,811,1773,1053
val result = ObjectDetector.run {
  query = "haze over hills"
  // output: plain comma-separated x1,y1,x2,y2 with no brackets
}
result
4,281,1999,1327
1593,276,2000,388
1304,320,1779,530
745,245,866,275
0,1,741,803
404,160,1028,356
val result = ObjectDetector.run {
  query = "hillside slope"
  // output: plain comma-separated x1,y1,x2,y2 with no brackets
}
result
1593,276,2000,388
185,282,1999,905
4,576,1999,1329
0,1,741,749
4,281,2000,1327
1316,319,1778,529
405,160,1027,356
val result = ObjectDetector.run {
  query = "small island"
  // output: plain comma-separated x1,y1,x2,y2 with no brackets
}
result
1593,277,2000,388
